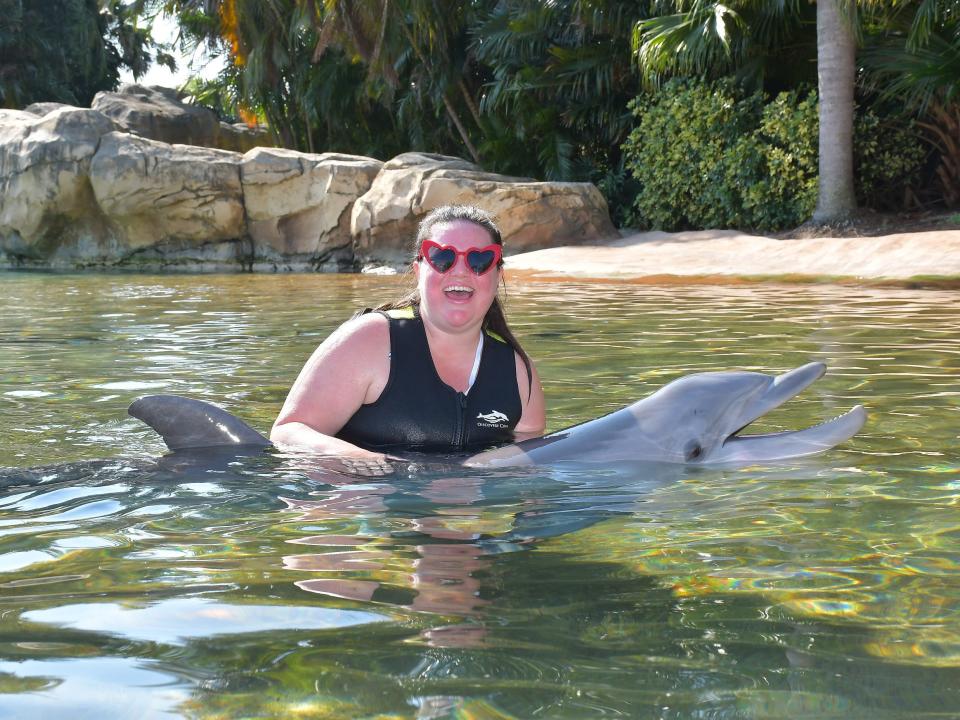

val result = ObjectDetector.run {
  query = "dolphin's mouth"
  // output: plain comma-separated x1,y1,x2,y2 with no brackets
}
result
712,362,867,464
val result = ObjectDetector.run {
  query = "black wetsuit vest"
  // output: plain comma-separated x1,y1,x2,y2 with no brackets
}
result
336,308,522,452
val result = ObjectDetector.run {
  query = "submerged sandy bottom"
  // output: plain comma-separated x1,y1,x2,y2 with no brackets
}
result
507,229,960,283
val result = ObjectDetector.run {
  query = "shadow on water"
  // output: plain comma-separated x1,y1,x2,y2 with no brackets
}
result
1,450,959,718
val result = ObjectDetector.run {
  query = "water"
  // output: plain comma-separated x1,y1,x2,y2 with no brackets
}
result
0,272,958,719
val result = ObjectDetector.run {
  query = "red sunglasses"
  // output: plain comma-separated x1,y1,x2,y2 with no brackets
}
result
417,239,502,275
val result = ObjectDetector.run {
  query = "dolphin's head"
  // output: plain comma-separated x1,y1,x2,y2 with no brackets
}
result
468,362,866,467
626,362,865,464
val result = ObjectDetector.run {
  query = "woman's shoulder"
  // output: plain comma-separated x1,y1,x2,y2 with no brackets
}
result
322,311,390,353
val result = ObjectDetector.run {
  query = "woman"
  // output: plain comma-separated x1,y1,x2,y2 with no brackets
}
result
271,205,546,459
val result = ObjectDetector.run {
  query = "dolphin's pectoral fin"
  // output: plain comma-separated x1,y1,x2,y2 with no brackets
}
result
129,395,271,452
712,404,867,464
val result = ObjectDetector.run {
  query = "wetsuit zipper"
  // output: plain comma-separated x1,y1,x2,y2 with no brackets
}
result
454,392,468,450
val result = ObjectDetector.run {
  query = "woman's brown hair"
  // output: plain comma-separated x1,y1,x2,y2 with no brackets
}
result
372,205,534,397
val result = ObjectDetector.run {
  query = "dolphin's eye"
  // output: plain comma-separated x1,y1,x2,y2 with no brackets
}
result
684,441,703,462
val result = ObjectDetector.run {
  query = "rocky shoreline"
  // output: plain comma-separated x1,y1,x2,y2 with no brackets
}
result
3,85,957,286
0,85,613,272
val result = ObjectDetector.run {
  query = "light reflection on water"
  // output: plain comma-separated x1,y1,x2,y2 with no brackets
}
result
0,272,959,718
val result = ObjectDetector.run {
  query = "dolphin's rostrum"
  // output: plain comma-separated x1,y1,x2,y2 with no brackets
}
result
129,362,865,466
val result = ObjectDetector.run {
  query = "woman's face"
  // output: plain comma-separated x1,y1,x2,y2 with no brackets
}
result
414,219,501,335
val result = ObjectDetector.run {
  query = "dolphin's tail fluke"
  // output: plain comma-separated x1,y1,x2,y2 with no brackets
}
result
129,395,271,451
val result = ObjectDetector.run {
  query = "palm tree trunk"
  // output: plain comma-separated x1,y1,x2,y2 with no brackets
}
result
459,79,482,129
441,90,482,164
304,107,315,154
917,100,960,207
812,0,858,224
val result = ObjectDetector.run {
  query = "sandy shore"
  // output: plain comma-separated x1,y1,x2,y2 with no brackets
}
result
507,228,960,286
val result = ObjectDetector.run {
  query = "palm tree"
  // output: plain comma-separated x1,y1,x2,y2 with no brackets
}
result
634,0,960,223
0,0,162,108
633,0,813,92
633,0,866,224
310,0,485,163
811,0,857,224
159,0,400,154
472,0,645,181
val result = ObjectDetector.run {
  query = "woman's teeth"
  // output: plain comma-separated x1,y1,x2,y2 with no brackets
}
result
444,285,474,298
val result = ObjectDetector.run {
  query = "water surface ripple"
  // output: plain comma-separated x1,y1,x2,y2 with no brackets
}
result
1,273,958,718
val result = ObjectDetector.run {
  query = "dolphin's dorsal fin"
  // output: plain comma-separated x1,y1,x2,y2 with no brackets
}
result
129,395,271,451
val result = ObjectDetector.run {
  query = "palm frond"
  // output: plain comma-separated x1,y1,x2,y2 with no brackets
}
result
864,30,960,111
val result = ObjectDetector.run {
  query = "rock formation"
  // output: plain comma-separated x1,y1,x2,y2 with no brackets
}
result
0,86,617,271
0,107,119,266
241,148,382,271
352,152,618,266
89,132,246,268
91,85,272,154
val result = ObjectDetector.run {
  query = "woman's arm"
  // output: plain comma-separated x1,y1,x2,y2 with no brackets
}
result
512,353,546,440
271,314,390,458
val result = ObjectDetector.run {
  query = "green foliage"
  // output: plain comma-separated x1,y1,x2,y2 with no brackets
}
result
737,89,819,230
594,154,643,228
854,110,928,210
636,0,959,212
623,80,927,231
0,0,168,108
623,80,775,230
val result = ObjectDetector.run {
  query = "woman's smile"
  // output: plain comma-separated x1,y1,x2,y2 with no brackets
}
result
443,283,475,302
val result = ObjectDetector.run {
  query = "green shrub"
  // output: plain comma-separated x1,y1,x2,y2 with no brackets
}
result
736,89,820,230
623,80,763,231
623,80,926,231
855,112,927,210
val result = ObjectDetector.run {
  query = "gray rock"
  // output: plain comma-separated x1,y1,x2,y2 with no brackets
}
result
241,147,382,270
0,107,119,267
92,84,221,148
0,104,616,271
91,84,273,153
351,152,617,266
23,102,71,117
88,132,245,264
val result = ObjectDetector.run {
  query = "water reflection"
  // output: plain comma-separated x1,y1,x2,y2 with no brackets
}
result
1,274,960,717
277,459,540,626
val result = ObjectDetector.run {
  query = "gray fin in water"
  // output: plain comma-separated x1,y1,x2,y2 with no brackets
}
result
129,395,271,451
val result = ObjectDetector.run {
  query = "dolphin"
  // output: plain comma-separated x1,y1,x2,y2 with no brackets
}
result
128,362,865,467
468,361,865,467
128,394,271,452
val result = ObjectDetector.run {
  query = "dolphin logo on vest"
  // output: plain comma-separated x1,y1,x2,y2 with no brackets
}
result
476,410,509,428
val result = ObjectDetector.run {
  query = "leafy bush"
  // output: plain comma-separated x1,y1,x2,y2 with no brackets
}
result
736,89,820,230
623,80,762,230
855,111,928,210
623,80,927,231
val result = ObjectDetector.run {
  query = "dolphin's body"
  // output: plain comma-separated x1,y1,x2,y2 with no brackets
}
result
129,362,865,467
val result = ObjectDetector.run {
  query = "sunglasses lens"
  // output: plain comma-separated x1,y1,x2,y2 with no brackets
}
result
426,246,456,273
467,250,496,275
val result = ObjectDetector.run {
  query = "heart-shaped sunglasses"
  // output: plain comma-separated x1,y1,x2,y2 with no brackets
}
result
417,239,502,276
